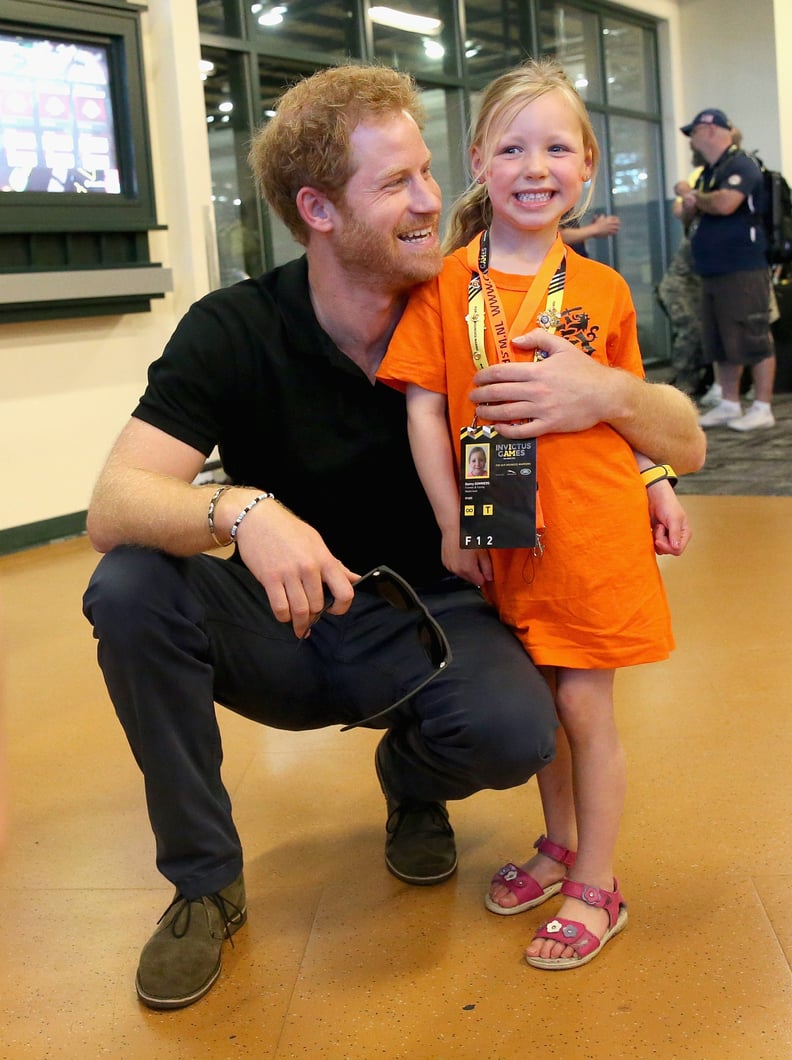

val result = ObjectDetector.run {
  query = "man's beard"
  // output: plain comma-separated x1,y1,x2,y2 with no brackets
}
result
334,212,441,290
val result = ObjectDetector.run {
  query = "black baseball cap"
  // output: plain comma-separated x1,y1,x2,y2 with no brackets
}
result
681,109,733,136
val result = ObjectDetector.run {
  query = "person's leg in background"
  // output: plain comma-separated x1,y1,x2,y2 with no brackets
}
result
698,271,776,430
656,238,707,397
697,275,739,427
726,269,776,431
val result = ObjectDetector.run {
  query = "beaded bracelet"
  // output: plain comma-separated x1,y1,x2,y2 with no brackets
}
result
229,492,275,540
207,484,234,547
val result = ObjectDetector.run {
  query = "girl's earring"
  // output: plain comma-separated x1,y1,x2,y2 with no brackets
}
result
476,176,486,185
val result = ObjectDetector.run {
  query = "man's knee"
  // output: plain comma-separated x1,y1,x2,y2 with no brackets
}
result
83,546,187,642
459,695,558,790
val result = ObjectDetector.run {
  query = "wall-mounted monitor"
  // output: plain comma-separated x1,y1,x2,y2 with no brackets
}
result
0,0,158,233
1,32,121,196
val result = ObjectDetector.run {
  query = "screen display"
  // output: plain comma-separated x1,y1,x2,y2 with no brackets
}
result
0,32,121,194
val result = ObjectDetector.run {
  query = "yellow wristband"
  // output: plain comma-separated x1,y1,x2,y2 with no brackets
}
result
640,464,678,488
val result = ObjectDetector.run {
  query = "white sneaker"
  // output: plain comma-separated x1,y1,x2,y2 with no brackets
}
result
698,382,722,408
699,400,741,427
727,404,775,431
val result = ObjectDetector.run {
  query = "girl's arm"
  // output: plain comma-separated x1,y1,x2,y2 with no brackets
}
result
633,450,691,556
406,384,493,585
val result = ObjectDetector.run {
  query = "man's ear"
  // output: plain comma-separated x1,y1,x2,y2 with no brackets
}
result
295,187,334,233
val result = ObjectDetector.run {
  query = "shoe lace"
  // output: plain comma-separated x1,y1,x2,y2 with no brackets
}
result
159,890,245,944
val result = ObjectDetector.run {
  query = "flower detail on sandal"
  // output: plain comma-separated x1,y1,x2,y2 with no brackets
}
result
484,835,576,917
526,878,628,970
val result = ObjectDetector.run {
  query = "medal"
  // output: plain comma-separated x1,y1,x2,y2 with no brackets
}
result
537,307,561,331
535,302,562,360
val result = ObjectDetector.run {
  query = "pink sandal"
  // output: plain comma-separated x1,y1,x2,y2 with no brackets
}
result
484,835,577,916
525,878,628,969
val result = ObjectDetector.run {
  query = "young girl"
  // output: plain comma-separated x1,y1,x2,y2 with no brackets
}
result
378,58,691,970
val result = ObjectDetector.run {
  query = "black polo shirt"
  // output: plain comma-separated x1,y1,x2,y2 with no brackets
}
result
133,257,445,587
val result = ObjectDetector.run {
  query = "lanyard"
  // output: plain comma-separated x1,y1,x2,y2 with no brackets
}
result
465,230,567,369
463,230,566,546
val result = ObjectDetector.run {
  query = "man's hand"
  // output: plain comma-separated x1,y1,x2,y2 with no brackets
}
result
469,329,613,437
469,328,705,473
233,498,359,638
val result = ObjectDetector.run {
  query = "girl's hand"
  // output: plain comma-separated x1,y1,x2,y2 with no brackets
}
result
440,532,493,586
647,480,692,556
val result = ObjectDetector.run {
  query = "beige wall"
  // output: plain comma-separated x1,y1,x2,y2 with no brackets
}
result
674,0,781,171
0,0,787,536
0,0,212,534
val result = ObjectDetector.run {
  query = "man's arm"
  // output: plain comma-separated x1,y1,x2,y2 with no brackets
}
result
87,418,357,635
87,418,223,555
562,214,620,244
680,187,745,217
468,329,706,475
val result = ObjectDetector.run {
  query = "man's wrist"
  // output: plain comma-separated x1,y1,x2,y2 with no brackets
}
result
209,486,270,546
601,366,636,429
207,484,234,546
640,464,678,488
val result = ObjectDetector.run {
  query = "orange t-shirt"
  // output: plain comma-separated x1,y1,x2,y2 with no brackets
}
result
378,241,674,669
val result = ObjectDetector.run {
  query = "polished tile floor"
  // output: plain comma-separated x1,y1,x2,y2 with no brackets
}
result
1,494,791,1058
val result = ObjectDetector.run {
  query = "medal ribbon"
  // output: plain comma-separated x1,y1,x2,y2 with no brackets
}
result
465,230,566,367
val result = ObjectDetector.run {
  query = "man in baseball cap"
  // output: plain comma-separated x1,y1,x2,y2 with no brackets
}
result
677,107,776,431
680,109,732,136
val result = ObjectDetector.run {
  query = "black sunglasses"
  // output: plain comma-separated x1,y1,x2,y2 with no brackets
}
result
303,565,452,731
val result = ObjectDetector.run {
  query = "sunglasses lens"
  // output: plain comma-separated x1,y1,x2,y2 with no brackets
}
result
337,566,452,732
369,571,448,668
370,572,414,611
418,621,446,667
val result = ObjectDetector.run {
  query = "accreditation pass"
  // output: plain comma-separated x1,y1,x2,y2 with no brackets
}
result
459,426,538,549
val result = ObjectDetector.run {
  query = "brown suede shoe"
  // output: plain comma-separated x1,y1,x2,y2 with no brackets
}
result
135,872,247,1009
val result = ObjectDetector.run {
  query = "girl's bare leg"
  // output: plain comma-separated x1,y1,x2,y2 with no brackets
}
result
525,667,624,962
488,667,576,909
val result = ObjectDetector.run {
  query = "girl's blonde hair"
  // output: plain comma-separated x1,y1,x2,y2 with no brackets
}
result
443,56,599,254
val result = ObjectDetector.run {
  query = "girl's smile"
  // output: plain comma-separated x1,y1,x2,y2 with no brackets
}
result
473,89,592,243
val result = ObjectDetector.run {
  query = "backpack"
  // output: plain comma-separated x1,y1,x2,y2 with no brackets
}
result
749,152,792,264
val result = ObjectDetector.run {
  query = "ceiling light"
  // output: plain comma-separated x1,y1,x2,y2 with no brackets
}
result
258,5,286,26
368,7,442,36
